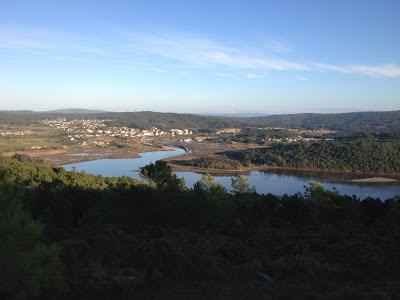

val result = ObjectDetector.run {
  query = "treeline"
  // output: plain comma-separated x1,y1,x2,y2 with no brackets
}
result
245,110,400,133
0,111,256,131
220,128,299,145
230,140,400,174
1,155,400,298
3,110,400,133
97,111,256,131
184,157,244,170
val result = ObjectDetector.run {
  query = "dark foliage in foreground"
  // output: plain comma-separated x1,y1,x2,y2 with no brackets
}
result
1,154,400,299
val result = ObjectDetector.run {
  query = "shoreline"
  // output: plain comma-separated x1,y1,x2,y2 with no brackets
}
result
2,142,399,181
1,143,172,166
168,161,400,180
351,177,398,183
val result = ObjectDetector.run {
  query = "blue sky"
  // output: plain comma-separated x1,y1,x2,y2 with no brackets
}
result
1,0,399,114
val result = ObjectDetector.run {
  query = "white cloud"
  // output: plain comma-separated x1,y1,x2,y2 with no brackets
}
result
120,65,167,73
312,62,400,78
1,27,399,79
246,74,265,79
217,73,236,77
297,77,309,81
126,32,400,78
346,64,400,78
127,32,308,72
0,27,109,56
120,66,137,70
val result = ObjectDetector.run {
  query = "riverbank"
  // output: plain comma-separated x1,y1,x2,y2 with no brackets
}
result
1,143,173,166
351,177,398,183
161,141,400,179
3,139,399,182
169,162,400,182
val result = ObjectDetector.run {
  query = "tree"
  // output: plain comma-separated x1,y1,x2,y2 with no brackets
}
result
231,175,255,194
193,173,227,194
303,181,341,225
140,160,186,192
0,184,63,299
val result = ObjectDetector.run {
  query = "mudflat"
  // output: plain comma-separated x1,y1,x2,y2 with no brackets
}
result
2,143,170,165
351,177,397,182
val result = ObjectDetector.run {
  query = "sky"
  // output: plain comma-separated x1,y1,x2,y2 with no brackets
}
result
0,0,399,114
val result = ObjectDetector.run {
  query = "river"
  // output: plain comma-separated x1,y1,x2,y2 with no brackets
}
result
61,146,400,200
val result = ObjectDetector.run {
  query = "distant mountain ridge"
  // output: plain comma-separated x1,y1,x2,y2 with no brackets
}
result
199,112,270,118
0,110,256,130
1,109,399,133
0,108,108,114
43,108,108,114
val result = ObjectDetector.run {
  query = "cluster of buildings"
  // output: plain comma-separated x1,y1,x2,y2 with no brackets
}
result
43,118,193,144
43,118,108,132
260,127,336,134
0,130,25,136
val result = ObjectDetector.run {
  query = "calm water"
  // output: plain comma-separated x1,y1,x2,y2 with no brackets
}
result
61,147,186,178
61,146,400,200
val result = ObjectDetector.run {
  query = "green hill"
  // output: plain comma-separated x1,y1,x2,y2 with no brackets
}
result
245,110,400,133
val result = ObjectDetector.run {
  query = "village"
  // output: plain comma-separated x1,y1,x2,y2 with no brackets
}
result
42,118,194,146
0,117,335,153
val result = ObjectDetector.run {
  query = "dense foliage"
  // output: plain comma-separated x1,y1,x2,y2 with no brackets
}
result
140,160,186,191
220,128,299,145
231,140,400,174
98,111,256,131
184,157,244,170
246,110,400,133
1,155,400,298
0,111,255,131
3,109,400,133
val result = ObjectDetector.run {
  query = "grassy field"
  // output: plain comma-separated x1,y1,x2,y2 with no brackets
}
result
0,124,65,151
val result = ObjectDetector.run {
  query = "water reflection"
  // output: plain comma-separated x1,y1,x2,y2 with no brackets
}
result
61,147,400,200
175,170,400,199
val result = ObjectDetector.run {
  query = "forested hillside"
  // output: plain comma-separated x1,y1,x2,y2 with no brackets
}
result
1,154,400,298
184,157,245,170
97,111,256,130
245,110,400,133
0,111,255,130
230,140,400,174
3,110,400,132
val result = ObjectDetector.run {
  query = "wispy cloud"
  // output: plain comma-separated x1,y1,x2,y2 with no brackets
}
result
346,64,400,78
126,32,400,78
246,74,265,79
119,64,167,73
127,32,308,72
0,27,109,56
1,27,399,79
297,77,309,81
312,63,400,78
217,73,236,77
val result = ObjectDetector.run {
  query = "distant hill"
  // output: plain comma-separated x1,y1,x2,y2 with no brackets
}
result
95,111,256,131
199,112,270,118
243,110,400,133
0,110,256,130
1,109,399,133
0,110,36,114
43,108,108,114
